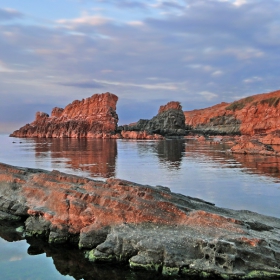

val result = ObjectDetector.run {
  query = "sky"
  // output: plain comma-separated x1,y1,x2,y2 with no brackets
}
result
1,0,280,133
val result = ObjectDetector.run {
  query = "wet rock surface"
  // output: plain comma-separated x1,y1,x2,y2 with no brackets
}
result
0,162,280,279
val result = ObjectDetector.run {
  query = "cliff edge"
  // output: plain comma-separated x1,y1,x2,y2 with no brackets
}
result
184,89,280,137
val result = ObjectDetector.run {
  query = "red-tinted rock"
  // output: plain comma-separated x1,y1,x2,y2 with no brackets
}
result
158,101,182,114
0,162,280,278
51,107,64,118
120,130,164,140
10,92,119,139
184,89,280,136
231,139,277,156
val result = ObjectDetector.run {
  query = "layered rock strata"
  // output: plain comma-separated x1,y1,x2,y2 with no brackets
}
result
119,101,186,138
0,162,280,279
184,90,280,137
10,92,119,138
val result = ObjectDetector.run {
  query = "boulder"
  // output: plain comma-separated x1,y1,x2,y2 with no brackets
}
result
0,162,280,279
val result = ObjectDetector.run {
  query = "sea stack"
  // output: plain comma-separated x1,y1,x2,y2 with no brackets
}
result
10,92,119,138
119,101,186,139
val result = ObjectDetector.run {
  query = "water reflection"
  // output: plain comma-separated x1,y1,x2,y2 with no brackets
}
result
136,139,185,170
184,140,280,182
0,222,167,280
33,138,117,178
232,153,280,182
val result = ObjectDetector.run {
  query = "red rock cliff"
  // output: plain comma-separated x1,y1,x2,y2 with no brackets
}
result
158,101,182,114
10,92,119,138
184,89,280,137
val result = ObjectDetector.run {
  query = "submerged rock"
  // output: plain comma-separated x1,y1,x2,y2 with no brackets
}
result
0,162,280,279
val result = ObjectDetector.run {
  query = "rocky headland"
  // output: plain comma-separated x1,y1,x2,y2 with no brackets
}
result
184,89,280,155
184,89,280,136
0,162,280,279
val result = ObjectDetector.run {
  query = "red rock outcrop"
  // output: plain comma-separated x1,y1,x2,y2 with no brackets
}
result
10,92,119,138
0,162,280,278
184,89,280,137
120,130,164,140
230,138,278,156
158,101,182,114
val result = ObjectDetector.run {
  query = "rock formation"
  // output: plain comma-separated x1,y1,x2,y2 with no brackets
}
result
10,92,119,138
1,162,280,279
230,137,278,156
119,101,186,138
184,89,280,137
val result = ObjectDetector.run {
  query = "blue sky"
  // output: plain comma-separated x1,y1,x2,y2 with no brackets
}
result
1,0,280,133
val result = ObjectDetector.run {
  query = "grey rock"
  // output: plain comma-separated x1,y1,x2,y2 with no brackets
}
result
190,115,241,135
119,108,186,136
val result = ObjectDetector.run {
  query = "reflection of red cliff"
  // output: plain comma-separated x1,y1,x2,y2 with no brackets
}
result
184,89,280,136
33,138,117,178
10,92,119,138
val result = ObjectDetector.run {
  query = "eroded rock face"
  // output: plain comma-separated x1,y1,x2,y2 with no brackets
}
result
10,92,119,138
184,90,280,138
120,101,186,138
0,162,280,279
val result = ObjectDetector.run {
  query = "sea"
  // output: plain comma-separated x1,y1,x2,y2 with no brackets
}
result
0,134,279,280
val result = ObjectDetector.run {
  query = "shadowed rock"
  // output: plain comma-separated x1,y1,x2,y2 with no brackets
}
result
119,101,186,138
0,162,280,279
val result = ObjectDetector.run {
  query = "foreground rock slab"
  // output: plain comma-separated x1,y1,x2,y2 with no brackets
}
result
0,162,280,279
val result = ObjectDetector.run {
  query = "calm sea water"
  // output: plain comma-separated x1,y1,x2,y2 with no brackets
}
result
0,134,280,279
